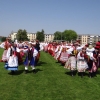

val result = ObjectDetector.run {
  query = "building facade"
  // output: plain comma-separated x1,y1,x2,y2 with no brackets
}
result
44,34,54,42
77,34,100,45
9,32,100,44
9,32,54,42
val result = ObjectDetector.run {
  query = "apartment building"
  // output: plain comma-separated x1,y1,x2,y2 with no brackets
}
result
77,34,100,45
44,34,54,42
10,32,17,41
9,32,54,42
27,33,36,41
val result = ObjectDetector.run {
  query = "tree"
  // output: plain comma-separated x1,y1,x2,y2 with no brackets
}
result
54,31,62,40
1,37,6,42
36,29,45,42
16,29,29,41
62,30,77,42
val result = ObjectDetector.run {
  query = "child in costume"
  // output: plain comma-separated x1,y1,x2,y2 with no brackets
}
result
24,43,38,74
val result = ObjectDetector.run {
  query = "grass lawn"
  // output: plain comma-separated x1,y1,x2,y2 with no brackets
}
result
0,48,100,100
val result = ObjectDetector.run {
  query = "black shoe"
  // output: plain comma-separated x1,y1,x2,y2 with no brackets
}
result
81,72,83,78
89,72,92,78
33,69,36,74
71,71,74,77
93,72,97,77
11,71,15,75
25,70,28,74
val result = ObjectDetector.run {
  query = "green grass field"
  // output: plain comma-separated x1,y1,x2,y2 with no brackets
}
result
0,48,100,100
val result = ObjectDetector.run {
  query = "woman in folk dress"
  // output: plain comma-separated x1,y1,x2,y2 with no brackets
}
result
59,47,69,65
77,47,88,78
0,38,11,62
64,51,76,76
5,43,18,74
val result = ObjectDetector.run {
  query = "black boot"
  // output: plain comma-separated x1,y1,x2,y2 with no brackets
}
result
11,71,15,75
25,70,28,74
89,72,92,78
71,71,74,76
81,72,83,78
33,69,36,74
93,72,97,77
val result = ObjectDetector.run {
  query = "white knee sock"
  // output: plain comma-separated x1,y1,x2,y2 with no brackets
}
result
31,66,35,70
25,66,28,70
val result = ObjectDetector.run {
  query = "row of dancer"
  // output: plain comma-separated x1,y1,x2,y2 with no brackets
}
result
0,38,40,74
43,41,100,78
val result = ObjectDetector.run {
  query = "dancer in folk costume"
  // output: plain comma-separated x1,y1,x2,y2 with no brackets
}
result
54,43,62,61
77,47,88,78
95,41,100,68
64,51,76,76
24,43,38,74
97,48,100,68
72,44,78,58
16,41,24,64
48,42,53,55
0,38,11,62
52,43,57,57
43,42,48,52
35,40,40,65
5,43,18,74
86,45,97,77
93,47,100,76
59,47,69,65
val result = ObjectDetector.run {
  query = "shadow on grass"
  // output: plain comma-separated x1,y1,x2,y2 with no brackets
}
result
56,61,60,63
65,71,77,76
96,70,100,75
8,70,24,75
36,61,47,66
77,72,89,77
65,71,89,77
27,68,43,74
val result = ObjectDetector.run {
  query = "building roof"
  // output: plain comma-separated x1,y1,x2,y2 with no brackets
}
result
77,34,100,36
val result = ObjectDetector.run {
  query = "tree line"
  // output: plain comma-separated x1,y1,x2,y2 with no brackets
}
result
0,29,77,42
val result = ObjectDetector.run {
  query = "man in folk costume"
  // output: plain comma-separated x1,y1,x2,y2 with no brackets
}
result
5,43,18,74
24,43,38,74
0,38,11,62
77,47,88,78
86,44,97,78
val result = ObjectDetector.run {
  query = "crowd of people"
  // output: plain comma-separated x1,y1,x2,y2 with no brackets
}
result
0,38,100,78
43,40,100,78
0,38,41,74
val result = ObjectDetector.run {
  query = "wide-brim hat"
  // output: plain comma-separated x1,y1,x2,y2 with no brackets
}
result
86,45,95,52
88,45,93,49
